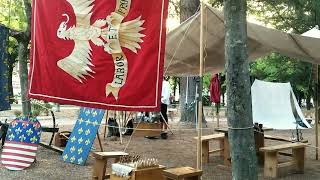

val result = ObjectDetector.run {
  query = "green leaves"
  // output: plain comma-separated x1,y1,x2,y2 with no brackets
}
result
0,0,27,31
250,53,313,99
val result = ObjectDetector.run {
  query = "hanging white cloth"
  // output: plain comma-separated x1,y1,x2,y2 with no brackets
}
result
251,80,311,129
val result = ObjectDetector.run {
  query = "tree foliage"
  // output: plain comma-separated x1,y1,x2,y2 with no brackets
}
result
250,54,313,100
0,0,27,31
248,0,318,106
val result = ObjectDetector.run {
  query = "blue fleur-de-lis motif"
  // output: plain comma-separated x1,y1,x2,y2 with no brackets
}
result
15,127,22,134
92,120,99,126
30,136,38,143
70,136,76,143
19,135,26,142
78,128,84,134
78,137,83,144
70,156,76,163
63,154,68,161
78,148,83,155
79,118,84,124
85,129,91,135
8,133,15,141
85,139,90,145
78,158,83,165
26,128,33,136
92,111,97,117
85,119,91,126
70,146,75,153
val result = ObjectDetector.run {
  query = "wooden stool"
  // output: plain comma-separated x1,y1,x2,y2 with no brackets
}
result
162,167,203,180
92,151,128,180
193,133,225,163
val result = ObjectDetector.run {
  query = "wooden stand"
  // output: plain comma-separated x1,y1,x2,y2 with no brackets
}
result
110,166,165,180
260,143,306,178
92,151,128,180
254,131,264,164
193,134,225,163
132,122,161,137
162,167,203,180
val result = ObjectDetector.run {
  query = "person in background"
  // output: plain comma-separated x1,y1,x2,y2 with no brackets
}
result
160,76,171,132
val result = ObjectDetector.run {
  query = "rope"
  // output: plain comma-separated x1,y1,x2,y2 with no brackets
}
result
164,5,201,75
123,120,141,152
228,126,254,130
103,124,214,131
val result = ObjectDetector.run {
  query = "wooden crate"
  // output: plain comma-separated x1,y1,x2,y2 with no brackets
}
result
132,122,161,137
110,166,165,180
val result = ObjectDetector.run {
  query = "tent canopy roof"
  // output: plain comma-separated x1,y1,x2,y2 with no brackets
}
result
165,4,320,76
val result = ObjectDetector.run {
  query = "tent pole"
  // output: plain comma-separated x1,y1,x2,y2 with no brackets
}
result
197,1,204,170
316,65,319,160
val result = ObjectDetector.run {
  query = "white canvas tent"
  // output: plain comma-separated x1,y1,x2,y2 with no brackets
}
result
165,4,320,76
251,80,311,130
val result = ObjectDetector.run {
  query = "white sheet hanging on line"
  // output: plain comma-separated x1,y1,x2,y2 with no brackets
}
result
251,80,311,129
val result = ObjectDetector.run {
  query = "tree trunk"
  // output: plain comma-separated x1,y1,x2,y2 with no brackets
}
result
224,0,258,179
7,63,14,104
17,0,32,116
306,93,311,110
179,0,200,123
180,77,197,122
18,42,31,115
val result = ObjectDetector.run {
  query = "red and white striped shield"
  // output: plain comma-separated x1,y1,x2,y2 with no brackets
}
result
1,117,41,170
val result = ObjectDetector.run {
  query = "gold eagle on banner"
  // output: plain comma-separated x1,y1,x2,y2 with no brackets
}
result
56,0,145,83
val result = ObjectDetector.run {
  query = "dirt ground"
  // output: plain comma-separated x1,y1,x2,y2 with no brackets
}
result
0,107,320,180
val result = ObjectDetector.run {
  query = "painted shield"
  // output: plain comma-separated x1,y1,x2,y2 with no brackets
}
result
1,117,42,170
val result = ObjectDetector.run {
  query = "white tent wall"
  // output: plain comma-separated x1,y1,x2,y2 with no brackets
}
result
165,4,320,76
251,80,311,130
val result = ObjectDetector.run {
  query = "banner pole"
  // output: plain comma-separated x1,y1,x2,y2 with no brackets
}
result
316,65,319,160
197,1,204,170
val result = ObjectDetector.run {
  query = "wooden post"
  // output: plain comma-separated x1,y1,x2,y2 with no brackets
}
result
196,1,204,170
119,111,123,144
216,103,220,128
96,132,104,152
316,65,319,160
264,152,278,178
103,110,109,139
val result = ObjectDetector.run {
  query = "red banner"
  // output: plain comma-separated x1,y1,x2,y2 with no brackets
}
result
209,74,221,103
29,0,168,111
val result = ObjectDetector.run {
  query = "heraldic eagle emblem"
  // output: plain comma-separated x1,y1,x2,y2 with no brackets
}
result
56,0,145,84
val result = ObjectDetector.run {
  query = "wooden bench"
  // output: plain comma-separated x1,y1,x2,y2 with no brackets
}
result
260,142,307,178
193,133,225,163
162,167,203,180
92,151,128,180
264,135,308,143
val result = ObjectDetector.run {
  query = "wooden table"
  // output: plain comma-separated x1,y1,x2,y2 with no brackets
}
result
110,165,165,180
92,151,128,180
162,167,203,180
215,128,267,166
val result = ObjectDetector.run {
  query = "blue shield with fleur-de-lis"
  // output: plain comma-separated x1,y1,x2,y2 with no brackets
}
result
0,117,42,170
62,107,105,165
